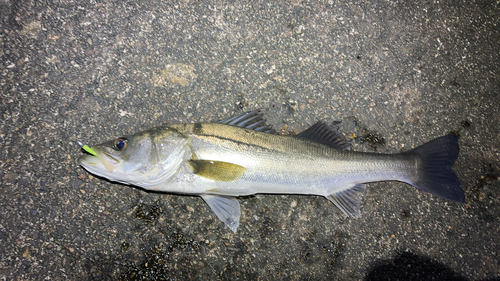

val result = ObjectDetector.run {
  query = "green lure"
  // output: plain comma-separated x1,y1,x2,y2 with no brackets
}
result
77,140,98,157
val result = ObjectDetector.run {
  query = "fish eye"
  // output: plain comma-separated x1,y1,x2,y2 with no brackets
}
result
114,138,128,150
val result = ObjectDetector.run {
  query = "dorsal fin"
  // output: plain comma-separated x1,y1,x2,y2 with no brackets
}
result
295,122,350,150
218,110,276,134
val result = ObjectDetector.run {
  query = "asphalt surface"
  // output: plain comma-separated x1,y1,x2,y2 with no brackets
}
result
1,0,499,280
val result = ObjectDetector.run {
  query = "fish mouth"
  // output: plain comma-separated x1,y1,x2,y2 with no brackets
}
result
78,148,121,174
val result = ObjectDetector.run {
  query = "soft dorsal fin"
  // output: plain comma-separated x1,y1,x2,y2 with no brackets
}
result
218,110,276,134
295,122,350,150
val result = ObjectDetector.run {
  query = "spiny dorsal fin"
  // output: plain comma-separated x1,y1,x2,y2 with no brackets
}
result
295,122,350,150
217,110,276,134
188,160,246,182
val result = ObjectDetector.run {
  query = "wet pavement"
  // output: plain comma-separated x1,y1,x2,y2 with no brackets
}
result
1,0,499,279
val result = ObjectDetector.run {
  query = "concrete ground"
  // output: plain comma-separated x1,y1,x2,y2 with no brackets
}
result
1,0,499,280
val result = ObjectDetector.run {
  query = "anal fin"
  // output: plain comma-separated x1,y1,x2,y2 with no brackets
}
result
326,184,366,217
201,194,241,233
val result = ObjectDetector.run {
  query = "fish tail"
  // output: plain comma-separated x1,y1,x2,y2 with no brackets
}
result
405,134,464,203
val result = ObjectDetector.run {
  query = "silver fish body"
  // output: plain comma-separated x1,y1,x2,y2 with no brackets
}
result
78,111,464,232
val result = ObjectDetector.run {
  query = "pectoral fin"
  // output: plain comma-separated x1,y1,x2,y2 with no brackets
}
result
326,184,366,217
201,194,241,233
189,160,246,182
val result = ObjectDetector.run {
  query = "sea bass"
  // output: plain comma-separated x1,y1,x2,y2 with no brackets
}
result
78,110,464,232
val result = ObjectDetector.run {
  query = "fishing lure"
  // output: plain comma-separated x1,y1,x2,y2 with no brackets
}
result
77,140,98,157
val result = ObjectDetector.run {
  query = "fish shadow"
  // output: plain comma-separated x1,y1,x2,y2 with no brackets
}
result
365,251,484,281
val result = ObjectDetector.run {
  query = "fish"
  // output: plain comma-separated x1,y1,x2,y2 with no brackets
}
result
77,110,464,232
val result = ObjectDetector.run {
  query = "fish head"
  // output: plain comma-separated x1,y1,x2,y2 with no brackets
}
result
78,128,190,188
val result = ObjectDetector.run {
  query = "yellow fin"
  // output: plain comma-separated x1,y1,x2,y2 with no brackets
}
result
188,160,246,182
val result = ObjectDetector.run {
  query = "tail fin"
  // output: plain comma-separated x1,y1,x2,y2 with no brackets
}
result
406,134,465,203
